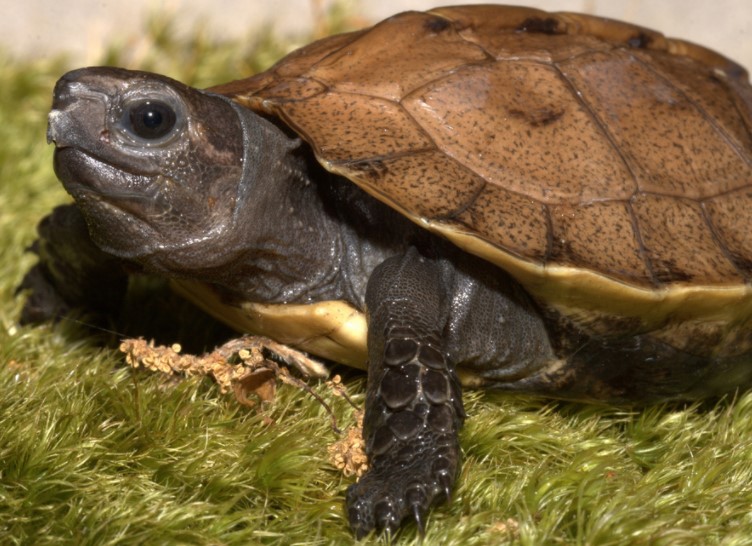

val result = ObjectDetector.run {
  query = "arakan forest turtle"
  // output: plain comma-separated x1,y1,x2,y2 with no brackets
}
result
21,4,752,538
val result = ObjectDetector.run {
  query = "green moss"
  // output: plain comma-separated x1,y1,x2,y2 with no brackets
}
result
2,7,752,545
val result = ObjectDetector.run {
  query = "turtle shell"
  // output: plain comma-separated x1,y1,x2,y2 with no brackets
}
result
210,6,752,350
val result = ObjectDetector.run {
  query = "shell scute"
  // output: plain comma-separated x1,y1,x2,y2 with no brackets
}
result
549,201,650,284
279,92,433,162
306,11,488,102
336,151,486,220
631,193,743,284
450,183,550,263
401,61,636,206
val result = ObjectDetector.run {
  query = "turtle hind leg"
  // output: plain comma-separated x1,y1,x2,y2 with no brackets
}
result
346,249,464,538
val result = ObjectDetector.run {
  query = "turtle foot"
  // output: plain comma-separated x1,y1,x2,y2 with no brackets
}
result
17,205,127,324
346,429,459,539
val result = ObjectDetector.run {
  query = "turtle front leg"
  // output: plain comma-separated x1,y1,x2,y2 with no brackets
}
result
347,248,464,538
17,204,128,324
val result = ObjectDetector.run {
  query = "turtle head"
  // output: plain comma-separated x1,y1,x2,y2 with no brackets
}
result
48,67,259,272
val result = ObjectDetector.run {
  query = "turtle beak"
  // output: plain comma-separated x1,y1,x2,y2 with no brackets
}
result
47,69,111,149
48,74,77,146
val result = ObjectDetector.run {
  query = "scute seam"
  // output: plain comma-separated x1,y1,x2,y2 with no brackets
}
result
700,200,752,283
624,199,659,286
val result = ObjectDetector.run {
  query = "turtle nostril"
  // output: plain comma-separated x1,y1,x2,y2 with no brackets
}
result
46,110,62,144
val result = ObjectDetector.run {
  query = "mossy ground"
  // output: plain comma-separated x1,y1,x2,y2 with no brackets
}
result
2,8,752,546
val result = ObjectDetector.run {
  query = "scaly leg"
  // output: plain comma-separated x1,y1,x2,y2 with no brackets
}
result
347,248,464,538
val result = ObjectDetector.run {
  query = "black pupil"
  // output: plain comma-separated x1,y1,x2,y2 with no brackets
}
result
129,101,176,139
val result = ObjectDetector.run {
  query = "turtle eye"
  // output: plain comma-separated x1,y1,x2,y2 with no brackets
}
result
125,100,177,140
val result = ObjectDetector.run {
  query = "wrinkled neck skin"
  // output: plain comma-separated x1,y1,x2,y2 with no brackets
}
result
145,98,413,309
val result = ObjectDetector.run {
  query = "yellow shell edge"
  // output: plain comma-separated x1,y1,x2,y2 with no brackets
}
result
170,279,369,370
325,160,752,334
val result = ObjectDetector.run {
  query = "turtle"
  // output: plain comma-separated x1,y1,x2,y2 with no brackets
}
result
18,4,752,539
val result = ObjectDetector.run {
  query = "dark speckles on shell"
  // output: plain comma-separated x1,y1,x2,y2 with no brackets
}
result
704,188,752,279
507,106,566,127
424,16,452,34
549,201,651,283
627,32,653,49
343,151,485,219
632,194,743,283
278,93,433,162
517,17,561,35
223,5,752,289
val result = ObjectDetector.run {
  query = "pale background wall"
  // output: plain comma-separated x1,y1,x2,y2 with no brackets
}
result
3,0,751,70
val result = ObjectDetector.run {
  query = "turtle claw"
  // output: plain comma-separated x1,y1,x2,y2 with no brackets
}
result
437,468,454,503
406,482,428,536
345,430,459,538
376,498,401,538
411,503,426,538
